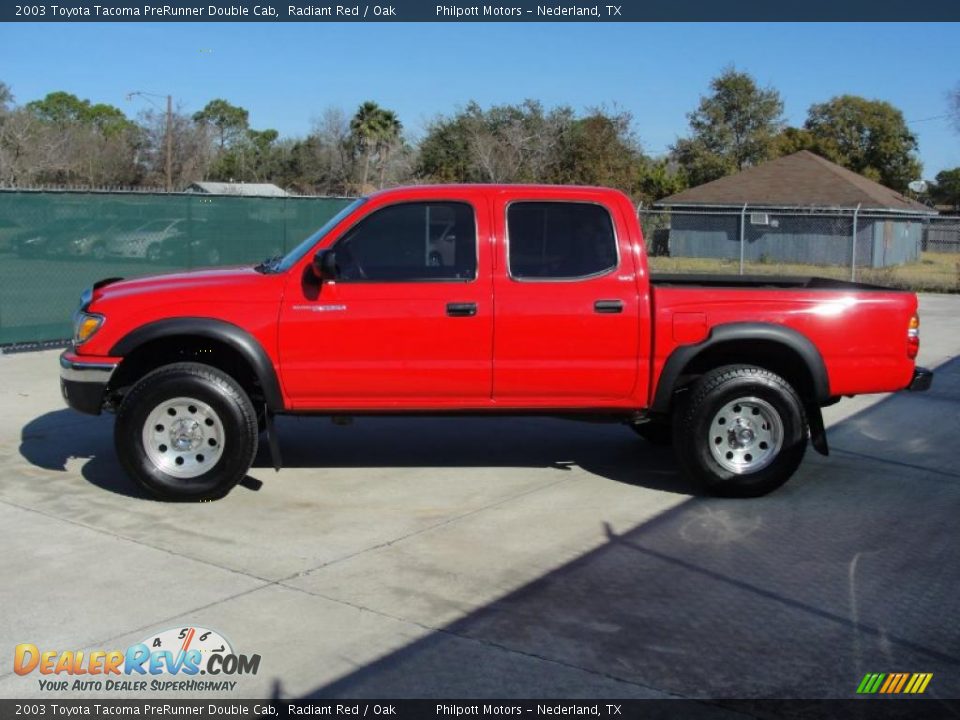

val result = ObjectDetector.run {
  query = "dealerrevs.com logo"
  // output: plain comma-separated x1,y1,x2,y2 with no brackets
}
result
14,626,261,693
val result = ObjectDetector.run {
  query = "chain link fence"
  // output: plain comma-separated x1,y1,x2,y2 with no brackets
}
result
0,189,354,345
639,206,960,292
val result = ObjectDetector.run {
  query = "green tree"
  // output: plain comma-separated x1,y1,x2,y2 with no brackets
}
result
350,101,390,191
208,128,281,182
19,91,138,185
25,91,132,135
803,95,921,192
772,126,817,157
671,68,785,185
192,98,250,149
550,109,644,192
637,158,687,201
417,112,473,183
418,101,652,196
930,168,960,210
26,91,91,125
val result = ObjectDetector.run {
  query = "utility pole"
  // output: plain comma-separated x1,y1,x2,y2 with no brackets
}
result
165,94,173,192
127,90,175,191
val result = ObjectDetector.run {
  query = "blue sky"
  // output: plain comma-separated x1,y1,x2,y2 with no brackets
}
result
1,22,958,176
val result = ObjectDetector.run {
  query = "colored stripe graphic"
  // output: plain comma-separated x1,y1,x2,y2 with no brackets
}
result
857,673,932,694
893,673,910,693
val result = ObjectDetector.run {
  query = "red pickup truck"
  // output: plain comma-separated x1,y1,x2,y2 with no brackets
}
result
59,185,932,501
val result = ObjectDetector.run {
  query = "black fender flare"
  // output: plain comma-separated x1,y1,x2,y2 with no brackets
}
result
651,322,830,414
109,317,284,412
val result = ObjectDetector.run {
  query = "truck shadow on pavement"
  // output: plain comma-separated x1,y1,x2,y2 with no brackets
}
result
282,358,960,702
17,411,695,499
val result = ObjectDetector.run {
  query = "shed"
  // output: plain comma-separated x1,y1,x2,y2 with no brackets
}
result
653,151,936,268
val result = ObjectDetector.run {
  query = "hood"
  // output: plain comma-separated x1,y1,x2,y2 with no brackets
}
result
90,265,283,309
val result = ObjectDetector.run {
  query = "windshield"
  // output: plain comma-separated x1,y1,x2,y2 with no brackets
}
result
274,198,367,272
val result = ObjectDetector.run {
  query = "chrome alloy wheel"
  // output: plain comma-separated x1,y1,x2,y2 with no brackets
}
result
708,396,784,474
141,397,225,479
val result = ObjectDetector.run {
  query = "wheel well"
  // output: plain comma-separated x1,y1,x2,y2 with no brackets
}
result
107,336,263,407
669,340,818,408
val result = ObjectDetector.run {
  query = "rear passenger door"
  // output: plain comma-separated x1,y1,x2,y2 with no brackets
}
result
492,197,640,404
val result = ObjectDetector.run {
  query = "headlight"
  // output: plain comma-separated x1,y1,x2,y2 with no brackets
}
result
73,312,104,345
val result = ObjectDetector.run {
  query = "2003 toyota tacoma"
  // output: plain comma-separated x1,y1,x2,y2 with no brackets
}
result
59,184,933,500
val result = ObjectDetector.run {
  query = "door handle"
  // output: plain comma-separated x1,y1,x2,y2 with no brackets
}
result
446,302,477,317
594,299,623,314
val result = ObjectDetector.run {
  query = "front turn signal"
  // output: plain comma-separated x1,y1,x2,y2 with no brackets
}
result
74,313,104,346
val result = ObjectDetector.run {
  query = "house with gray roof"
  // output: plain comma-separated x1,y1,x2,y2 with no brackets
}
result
653,151,936,268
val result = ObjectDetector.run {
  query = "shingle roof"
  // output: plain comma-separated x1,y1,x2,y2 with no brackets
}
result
656,151,931,213
188,182,288,197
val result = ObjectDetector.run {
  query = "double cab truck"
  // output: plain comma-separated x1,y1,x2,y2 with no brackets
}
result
59,185,932,501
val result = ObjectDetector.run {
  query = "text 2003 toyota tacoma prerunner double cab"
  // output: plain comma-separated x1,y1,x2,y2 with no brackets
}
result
59,185,933,500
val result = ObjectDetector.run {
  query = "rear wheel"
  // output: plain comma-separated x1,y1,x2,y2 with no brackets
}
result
673,365,807,498
115,362,258,501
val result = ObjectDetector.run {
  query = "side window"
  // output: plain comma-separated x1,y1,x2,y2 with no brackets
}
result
335,202,476,281
508,202,617,280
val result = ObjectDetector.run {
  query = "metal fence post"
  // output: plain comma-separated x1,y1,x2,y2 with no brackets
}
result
739,203,748,275
851,203,861,281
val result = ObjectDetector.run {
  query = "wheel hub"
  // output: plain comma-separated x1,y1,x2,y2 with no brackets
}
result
731,419,756,447
169,418,203,451
142,397,225,479
709,397,784,474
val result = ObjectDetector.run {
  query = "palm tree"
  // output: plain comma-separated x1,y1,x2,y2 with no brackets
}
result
350,101,386,192
376,110,402,189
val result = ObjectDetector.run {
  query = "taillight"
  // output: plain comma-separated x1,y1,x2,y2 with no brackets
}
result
907,313,919,359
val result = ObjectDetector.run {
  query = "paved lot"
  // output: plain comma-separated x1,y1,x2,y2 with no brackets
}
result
0,294,958,703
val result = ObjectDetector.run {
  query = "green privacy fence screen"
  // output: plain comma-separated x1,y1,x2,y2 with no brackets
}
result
0,189,355,345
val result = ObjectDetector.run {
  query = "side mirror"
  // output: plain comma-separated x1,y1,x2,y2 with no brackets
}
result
312,249,338,280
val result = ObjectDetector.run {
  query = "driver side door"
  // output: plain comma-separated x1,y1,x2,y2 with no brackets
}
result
278,198,493,409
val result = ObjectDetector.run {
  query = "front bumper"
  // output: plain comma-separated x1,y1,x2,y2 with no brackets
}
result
59,351,118,415
906,366,933,392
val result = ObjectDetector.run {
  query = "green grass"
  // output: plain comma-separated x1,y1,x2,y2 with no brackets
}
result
648,251,960,293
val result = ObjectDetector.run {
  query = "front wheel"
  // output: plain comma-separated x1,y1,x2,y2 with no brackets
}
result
115,362,259,501
673,365,807,498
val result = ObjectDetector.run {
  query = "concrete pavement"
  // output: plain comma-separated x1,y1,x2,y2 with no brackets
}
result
0,294,957,701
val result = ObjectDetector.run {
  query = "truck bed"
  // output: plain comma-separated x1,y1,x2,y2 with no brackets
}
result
650,274,904,292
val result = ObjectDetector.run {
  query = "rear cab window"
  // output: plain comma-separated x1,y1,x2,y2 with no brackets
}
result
507,202,618,280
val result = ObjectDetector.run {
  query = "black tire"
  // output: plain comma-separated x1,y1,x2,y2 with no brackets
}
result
630,420,673,446
146,244,161,262
115,362,258,501
673,365,807,498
